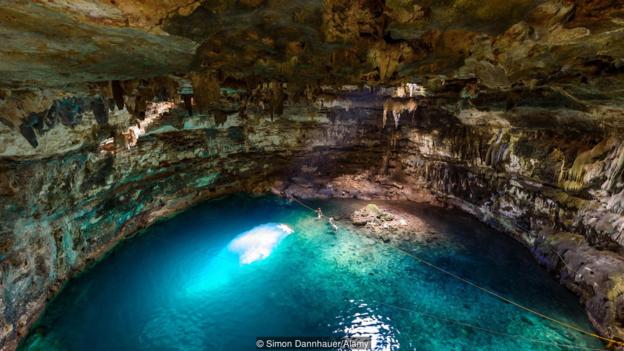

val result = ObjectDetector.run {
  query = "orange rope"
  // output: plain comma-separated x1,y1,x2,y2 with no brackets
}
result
382,302,607,350
287,196,624,348
393,246,624,348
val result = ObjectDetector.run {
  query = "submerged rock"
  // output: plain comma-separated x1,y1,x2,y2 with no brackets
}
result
351,204,432,243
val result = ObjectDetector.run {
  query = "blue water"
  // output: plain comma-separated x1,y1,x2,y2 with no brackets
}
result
20,195,603,351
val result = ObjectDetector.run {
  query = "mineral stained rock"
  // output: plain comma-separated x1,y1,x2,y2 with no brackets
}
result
1,0,624,350
351,203,433,243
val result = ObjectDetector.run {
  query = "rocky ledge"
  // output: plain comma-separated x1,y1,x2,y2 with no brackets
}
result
344,199,624,346
351,203,436,243
535,232,624,342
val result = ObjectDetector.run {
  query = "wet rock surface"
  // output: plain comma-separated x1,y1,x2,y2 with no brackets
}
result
534,232,624,341
350,203,434,243
0,94,410,350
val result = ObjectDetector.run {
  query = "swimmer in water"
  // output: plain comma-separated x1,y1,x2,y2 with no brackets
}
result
328,217,338,232
284,193,293,204
316,208,323,219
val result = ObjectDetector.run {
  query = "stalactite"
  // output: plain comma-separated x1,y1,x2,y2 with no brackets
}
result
560,138,619,191
111,81,125,110
383,98,417,128
602,143,624,192
190,71,220,114
18,123,38,148
91,97,109,125
270,81,285,118
214,110,227,126
182,94,193,116
607,189,624,215
485,131,512,168
133,95,147,120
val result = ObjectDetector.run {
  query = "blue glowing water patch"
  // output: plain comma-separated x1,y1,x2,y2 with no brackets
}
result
184,223,294,295
228,223,294,264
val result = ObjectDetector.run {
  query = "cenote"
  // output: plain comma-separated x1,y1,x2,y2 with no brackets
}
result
20,195,602,351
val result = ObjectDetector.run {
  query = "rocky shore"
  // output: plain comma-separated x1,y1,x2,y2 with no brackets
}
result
3,90,624,349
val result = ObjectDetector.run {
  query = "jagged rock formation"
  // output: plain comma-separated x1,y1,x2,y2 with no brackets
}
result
0,88,391,350
1,1,624,350
394,106,624,340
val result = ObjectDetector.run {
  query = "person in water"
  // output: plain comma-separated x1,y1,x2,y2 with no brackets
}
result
283,192,293,204
316,208,323,219
328,217,338,232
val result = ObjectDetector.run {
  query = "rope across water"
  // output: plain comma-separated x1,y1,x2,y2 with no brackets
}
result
288,195,623,350
381,302,608,350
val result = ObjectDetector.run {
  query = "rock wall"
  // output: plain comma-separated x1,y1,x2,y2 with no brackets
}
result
392,106,624,343
279,98,624,344
2,86,624,349
0,95,386,350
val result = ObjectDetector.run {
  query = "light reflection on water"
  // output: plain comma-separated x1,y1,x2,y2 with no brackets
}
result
333,299,400,350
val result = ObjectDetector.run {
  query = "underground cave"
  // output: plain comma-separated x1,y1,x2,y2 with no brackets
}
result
1,1,624,351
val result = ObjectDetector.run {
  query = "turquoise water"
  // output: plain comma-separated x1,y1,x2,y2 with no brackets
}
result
20,195,603,351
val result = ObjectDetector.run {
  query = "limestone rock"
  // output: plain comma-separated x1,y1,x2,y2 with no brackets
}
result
534,232,624,340
351,204,431,243
1,1,624,350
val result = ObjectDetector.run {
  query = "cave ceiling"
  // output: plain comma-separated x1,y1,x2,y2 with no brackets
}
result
0,0,623,108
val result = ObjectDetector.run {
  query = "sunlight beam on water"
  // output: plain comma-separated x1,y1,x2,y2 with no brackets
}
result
228,223,294,264
184,223,294,295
